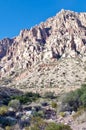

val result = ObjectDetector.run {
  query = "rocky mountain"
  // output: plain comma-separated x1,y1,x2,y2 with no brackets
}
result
0,9,86,92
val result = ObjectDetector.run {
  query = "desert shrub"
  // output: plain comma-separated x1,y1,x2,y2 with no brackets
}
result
5,126,12,130
60,84,86,112
0,106,8,115
8,99,20,110
80,93,86,107
11,92,40,104
61,91,80,111
25,118,72,130
30,117,47,130
45,123,72,130
44,92,55,99
25,127,30,130
73,107,86,123
37,111,44,118
59,112,66,117
80,84,86,92
51,102,57,108
76,112,86,123
73,108,83,119
32,111,44,118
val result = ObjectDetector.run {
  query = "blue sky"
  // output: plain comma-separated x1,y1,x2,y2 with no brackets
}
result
0,0,86,39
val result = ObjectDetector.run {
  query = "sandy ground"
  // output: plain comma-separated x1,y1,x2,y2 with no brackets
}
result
71,122,86,130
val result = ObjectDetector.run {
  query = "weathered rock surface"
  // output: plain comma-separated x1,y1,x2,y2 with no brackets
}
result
0,9,86,90
0,38,13,59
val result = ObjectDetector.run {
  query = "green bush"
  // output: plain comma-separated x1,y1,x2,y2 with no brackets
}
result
51,102,57,108
80,93,86,107
61,91,80,111
11,92,40,104
8,99,20,110
30,117,46,130
59,112,66,117
0,106,8,115
32,111,44,118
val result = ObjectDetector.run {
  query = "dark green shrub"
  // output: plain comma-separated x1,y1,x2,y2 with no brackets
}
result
0,116,17,127
80,93,86,107
11,92,40,104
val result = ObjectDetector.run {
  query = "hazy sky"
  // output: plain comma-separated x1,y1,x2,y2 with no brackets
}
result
0,0,86,39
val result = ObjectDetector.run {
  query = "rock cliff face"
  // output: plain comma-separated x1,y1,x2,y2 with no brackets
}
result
0,10,86,90
0,38,13,59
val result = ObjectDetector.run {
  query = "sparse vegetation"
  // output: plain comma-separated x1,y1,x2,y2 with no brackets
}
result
44,92,55,99
30,117,47,130
11,92,40,104
26,117,72,130
60,84,86,112
72,107,86,123
0,84,86,129
45,122,72,130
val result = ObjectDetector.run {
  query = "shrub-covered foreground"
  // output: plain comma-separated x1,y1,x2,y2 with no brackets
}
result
61,84,86,112
25,117,72,130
